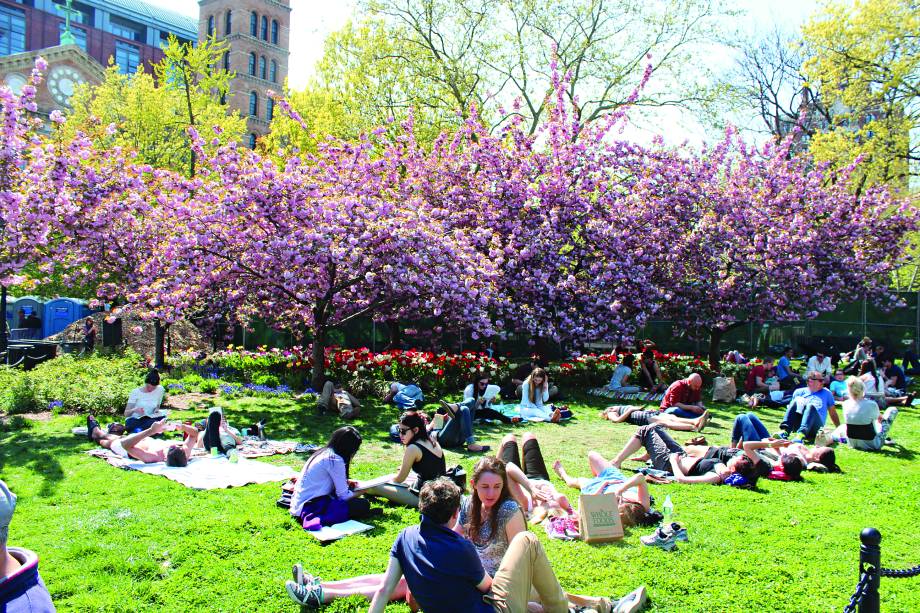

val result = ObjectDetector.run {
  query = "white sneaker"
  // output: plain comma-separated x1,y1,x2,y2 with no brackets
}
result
613,586,648,613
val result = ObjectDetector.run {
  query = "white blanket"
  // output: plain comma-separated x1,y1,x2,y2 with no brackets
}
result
87,449,296,490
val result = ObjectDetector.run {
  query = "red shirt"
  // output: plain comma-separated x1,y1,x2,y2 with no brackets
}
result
660,379,701,409
745,365,768,393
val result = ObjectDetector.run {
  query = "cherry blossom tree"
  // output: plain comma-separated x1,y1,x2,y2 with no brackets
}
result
648,130,918,370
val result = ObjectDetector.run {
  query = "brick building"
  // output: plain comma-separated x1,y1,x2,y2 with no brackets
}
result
198,0,291,145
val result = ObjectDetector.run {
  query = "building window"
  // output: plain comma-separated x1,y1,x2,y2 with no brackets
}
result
249,91,258,117
222,51,229,71
207,15,214,37
109,15,145,42
266,98,274,121
248,52,255,75
114,41,140,74
271,20,278,44
0,5,26,57
259,56,266,80
58,22,87,50
261,15,268,40
250,12,257,36
224,10,231,35
269,60,277,83
248,133,257,149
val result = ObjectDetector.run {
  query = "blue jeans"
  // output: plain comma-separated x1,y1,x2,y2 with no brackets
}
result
781,405,824,441
665,407,702,419
731,412,770,444
438,405,475,448
125,415,165,433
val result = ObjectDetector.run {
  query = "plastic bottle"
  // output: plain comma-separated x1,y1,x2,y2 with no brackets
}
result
662,495,674,524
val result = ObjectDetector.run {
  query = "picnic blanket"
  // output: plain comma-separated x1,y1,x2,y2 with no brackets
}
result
86,448,297,489
483,404,573,423
237,438,302,458
587,388,665,403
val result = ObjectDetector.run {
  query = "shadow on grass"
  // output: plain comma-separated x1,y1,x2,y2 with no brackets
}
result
873,443,917,461
0,426,79,496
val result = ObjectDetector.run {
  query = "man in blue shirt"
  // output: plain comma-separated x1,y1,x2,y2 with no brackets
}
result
778,371,839,442
369,479,624,613
776,347,806,390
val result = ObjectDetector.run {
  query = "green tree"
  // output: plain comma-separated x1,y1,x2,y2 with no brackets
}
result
63,36,246,176
802,0,919,191
296,0,732,146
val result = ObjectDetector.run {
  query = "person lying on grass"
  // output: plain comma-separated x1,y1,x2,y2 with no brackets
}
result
289,426,375,530
287,458,632,612
87,415,196,466
610,424,786,486
552,452,655,528
497,433,575,524
363,412,447,508
600,404,709,432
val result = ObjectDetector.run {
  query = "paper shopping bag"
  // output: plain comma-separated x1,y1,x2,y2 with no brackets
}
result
578,491,623,543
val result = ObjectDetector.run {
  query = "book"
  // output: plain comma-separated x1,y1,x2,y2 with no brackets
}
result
351,475,395,492
308,520,373,542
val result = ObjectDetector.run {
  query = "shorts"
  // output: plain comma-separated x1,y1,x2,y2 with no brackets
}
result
627,411,658,426
110,439,130,459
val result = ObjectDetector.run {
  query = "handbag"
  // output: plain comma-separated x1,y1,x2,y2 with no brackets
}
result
410,465,467,496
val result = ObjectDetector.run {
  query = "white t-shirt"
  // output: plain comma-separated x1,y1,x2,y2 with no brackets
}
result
806,356,832,377
127,385,165,417
463,383,500,404
843,398,880,429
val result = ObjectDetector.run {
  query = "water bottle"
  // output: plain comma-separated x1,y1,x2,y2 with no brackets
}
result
662,495,674,524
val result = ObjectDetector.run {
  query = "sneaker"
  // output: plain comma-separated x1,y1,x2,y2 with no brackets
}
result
285,580,324,608
86,414,101,441
613,586,648,613
640,527,677,551
663,522,689,542
773,431,789,440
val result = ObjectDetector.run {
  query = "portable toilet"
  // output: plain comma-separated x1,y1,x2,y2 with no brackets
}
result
44,298,91,339
12,296,46,339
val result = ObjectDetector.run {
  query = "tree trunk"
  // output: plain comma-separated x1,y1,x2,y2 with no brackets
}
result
384,319,401,350
154,319,166,370
0,284,7,355
310,324,326,392
707,328,724,373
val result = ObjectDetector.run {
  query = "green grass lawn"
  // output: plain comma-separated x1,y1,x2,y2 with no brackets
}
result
2,393,919,612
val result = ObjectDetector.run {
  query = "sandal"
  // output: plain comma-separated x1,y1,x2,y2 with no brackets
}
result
685,435,708,446
467,444,491,453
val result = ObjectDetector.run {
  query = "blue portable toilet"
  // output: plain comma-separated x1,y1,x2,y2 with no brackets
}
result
44,298,92,338
11,296,46,339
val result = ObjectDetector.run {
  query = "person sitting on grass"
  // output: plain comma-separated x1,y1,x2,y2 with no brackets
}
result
637,349,667,393
289,426,374,530
660,373,705,418
364,412,447,508
806,351,832,385
839,376,898,452
608,354,642,393
88,415,197,466
777,371,839,442
776,347,806,390
123,369,166,433
518,368,563,423
599,404,709,432
829,370,849,401
287,459,642,612
744,358,779,395
368,477,635,613
552,452,655,528
0,480,55,612
444,372,520,425
609,424,775,487
435,400,492,452
881,357,907,394
316,379,361,419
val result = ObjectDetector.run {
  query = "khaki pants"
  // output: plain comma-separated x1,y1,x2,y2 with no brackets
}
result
488,532,567,613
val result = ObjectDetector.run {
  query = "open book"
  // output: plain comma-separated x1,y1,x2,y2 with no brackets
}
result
351,475,396,493
307,520,374,543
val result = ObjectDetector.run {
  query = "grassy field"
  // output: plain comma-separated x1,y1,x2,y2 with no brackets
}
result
1,392,919,612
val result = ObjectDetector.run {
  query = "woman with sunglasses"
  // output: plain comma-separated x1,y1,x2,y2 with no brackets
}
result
363,412,447,507
441,373,520,425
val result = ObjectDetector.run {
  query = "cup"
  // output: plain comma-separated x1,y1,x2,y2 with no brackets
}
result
228,449,239,463
241,428,249,437
210,447,219,457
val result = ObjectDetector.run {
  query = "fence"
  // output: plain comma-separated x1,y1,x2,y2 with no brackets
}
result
843,528,920,612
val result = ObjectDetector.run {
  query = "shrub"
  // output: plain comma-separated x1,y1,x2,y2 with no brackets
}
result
199,378,220,394
251,373,280,388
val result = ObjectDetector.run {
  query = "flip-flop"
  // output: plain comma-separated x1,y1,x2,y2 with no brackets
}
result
468,444,491,453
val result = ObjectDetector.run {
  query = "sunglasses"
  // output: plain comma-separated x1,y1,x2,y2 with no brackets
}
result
399,427,412,435
808,377,824,382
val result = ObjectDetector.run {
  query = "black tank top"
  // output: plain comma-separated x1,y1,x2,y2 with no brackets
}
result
411,441,446,486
